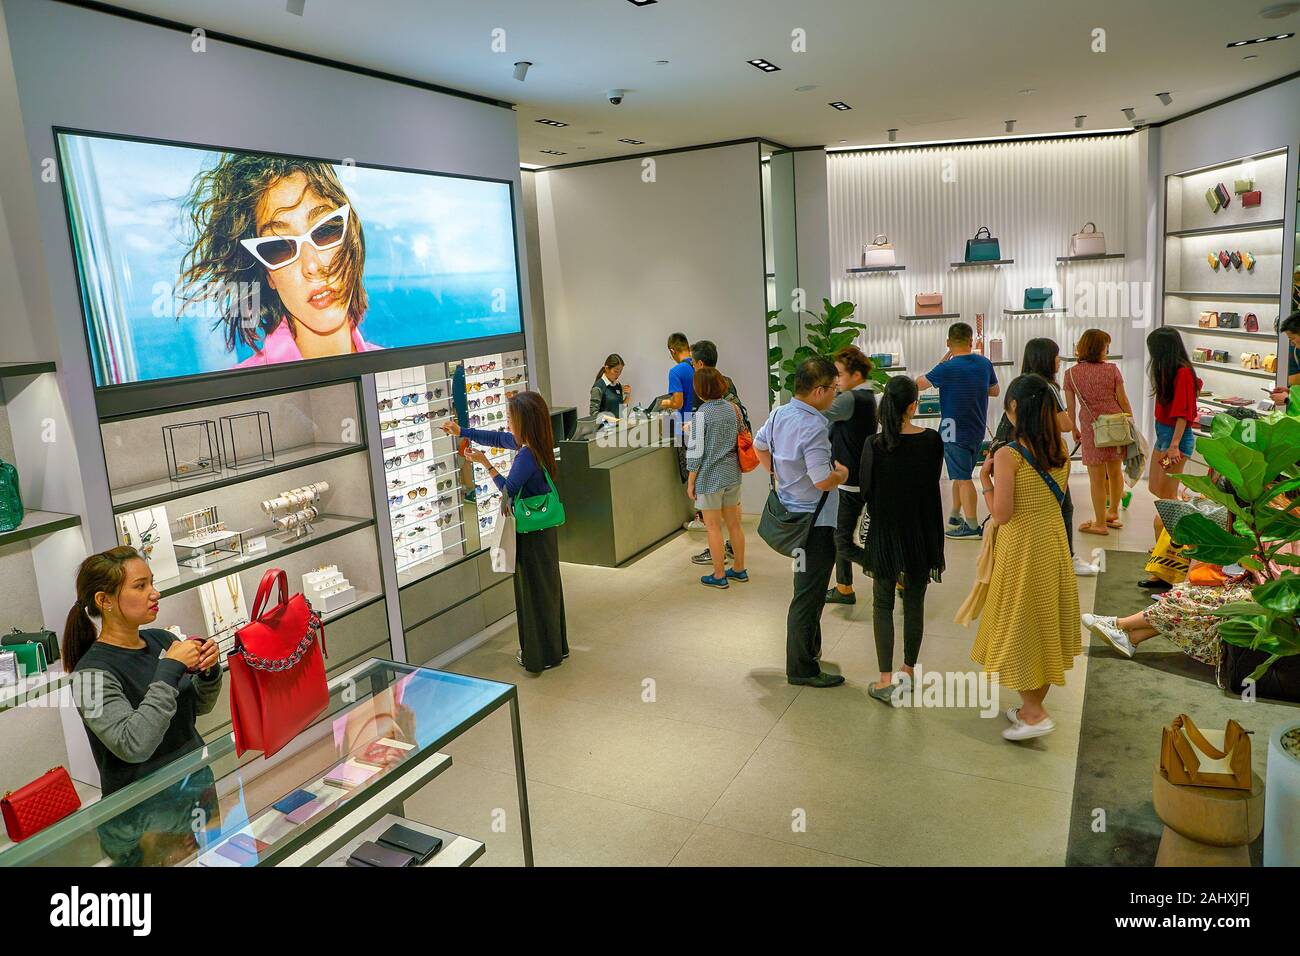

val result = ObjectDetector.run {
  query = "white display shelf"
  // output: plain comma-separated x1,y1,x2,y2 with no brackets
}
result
1165,324,1275,341
900,312,960,321
1166,219,1285,239
1190,361,1276,381
1062,355,1124,363
318,813,484,868
0,663,70,714
0,509,80,548
950,259,1014,267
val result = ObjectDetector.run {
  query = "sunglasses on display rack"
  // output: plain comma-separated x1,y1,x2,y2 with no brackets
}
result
436,513,455,529
406,431,426,444
427,461,448,474
384,456,404,471
479,516,495,529
504,374,525,386
434,478,454,492
467,362,497,374
387,494,404,507
402,414,429,425
406,486,429,500
404,544,432,557
479,493,502,509
395,504,435,525
468,394,502,409
239,204,350,270
467,379,501,392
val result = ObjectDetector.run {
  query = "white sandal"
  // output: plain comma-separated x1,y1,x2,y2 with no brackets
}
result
1002,717,1056,741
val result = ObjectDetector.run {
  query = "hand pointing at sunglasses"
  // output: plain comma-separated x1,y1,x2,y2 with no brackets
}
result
440,420,461,438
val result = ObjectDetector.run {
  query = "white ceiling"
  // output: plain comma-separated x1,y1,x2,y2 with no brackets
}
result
96,0,1300,164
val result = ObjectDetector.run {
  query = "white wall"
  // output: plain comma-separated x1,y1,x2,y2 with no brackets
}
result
827,135,1141,428
533,142,770,511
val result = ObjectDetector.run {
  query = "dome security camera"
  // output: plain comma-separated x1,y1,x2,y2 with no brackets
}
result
606,89,627,106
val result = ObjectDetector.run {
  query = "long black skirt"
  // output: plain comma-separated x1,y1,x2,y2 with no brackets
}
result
515,525,567,672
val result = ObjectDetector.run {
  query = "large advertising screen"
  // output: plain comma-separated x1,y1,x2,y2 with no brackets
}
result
56,131,523,388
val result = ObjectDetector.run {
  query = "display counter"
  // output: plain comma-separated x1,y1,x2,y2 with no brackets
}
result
0,658,532,867
557,414,693,567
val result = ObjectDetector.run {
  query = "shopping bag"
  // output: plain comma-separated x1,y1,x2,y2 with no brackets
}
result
488,513,517,573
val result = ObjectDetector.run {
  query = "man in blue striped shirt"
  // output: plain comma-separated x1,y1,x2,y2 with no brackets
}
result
754,356,849,687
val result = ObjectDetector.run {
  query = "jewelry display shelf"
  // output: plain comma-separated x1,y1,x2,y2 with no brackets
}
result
1056,253,1126,263
1190,361,1276,381
1166,219,1284,239
846,265,906,274
950,259,1014,268
154,514,375,600
0,509,80,547
1003,308,1068,315
110,441,365,512
899,312,960,321
0,361,57,379
1166,324,1276,340
1164,291,1280,300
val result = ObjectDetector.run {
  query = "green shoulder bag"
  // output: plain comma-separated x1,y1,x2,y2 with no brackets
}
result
514,470,566,533
0,457,22,533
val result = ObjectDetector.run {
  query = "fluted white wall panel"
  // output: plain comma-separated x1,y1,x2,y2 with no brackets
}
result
828,137,1136,412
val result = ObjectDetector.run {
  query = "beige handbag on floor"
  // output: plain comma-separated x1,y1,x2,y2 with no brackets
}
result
955,522,997,626
1159,714,1252,790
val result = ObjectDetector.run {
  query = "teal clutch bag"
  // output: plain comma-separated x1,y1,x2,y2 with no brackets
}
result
1023,288,1054,310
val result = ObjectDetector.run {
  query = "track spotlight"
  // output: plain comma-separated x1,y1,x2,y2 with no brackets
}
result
513,61,532,82
887,128,898,142
1156,92,1173,106
1122,107,1137,122
1004,119,1016,134
1074,114,1086,129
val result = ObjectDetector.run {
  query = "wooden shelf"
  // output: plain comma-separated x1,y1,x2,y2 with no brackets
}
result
1166,324,1275,341
846,265,906,274
899,312,960,321
1056,253,1126,263
950,259,1014,268
1190,361,1276,381
0,510,80,548
0,361,56,380
1003,308,1068,316
1166,219,1284,239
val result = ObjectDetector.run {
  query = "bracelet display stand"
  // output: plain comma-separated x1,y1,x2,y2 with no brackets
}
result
262,482,330,540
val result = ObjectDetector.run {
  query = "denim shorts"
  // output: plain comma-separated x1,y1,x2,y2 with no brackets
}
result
943,442,979,481
1154,421,1195,457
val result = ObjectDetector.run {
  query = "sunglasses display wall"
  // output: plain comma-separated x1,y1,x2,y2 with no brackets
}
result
450,348,528,540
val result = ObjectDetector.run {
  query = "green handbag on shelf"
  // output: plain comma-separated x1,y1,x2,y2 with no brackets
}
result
513,470,566,533
0,457,22,533
3,640,47,677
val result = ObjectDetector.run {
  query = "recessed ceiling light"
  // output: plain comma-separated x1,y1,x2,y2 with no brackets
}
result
587,130,603,135
795,84,818,92
747,58,781,72
1227,32,1294,45
618,138,646,145
1018,88,1036,95
1122,107,1137,122
655,59,670,65
535,118,569,127
1260,2,1300,18
828,101,852,111
1244,53,1260,58
539,149,567,156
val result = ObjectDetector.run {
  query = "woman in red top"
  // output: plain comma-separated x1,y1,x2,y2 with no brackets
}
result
1146,328,1200,501
1065,329,1133,535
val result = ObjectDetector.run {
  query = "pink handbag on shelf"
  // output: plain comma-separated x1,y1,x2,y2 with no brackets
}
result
914,292,943,316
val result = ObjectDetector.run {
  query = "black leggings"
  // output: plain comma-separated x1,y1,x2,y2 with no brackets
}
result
872,573,928,672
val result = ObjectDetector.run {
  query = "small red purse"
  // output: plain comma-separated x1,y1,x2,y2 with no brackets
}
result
2,766,81,841
1242,190,1262,207
228,568,328,758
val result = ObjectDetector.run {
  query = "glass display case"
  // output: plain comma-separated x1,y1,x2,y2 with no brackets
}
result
0,659,532,867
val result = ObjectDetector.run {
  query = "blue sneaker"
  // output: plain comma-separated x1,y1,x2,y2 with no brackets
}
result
725,569,749,583
700,573,729,589
945,522,983,539
947,514,963,528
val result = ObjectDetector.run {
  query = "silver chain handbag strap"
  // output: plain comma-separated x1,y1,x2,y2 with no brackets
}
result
238,609,324,673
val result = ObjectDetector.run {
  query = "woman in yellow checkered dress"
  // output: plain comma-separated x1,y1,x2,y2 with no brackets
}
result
972,374,1081,741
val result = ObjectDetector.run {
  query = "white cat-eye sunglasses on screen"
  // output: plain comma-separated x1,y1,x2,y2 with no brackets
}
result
239,204,350,271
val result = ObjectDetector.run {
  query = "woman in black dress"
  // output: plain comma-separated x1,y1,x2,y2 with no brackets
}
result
443,391,568,672
859,375,945,704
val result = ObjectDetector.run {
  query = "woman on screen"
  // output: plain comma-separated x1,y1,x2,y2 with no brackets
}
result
178,155,381,366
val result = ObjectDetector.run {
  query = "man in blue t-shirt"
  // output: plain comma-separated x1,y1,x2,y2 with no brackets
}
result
917,322,999,539
660,331,696,487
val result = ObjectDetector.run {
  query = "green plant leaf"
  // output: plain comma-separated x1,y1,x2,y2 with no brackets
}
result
1249,573,1300,615
1261,415,1300,478
1176,473,1251,521
767,324,787,335
1175,512,1256,566
1256,505,1300,540
1196,434,1267,500
1266,552,1300,567
1241,556,1266,572
1209,600,1269,618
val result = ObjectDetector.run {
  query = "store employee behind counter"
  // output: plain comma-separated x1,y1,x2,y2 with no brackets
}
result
62,546,223,864
590,353,632,416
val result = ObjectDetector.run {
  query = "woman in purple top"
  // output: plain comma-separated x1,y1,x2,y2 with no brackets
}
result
442,391,567,672
178,155,381,368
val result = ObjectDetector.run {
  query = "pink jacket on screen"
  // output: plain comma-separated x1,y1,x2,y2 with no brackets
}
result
235,319,381,368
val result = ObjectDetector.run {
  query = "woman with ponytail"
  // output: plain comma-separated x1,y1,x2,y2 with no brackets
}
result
972,375,1081,742
589,353,630,416
64,547,223,796
858,375,944,705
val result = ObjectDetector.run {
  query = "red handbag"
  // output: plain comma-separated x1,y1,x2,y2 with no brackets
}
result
733,403,760,473
1242,190,1262,207
2,766,81,841
228,568,328,758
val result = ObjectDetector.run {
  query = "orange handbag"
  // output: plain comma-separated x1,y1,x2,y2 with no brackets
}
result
734,404,760,473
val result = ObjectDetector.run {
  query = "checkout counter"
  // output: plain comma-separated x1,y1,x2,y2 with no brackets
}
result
557,412,693,567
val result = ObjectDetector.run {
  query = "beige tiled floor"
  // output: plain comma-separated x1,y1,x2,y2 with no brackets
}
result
403,475,1161,866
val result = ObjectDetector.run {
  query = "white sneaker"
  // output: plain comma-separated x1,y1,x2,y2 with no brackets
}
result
1082,613,1135,658
684,518,706,531
1002,716,1057,741
1073,555,1099,577
1004,707,1020,724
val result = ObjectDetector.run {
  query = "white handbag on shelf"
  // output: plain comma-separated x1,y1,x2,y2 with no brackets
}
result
1069,222,1106,257
862,235,896,268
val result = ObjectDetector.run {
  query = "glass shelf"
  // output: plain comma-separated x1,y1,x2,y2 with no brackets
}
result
1164,291,1279,300
0,660,519,868
1003,308,1068,315
1166,219,1284,239
0,509,80,547
110,442,365,512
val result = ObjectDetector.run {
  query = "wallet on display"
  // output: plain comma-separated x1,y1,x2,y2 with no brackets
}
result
377,823,443,864
323,759,380,790
356,737,416,769
346,840,417,868
273,789,316,815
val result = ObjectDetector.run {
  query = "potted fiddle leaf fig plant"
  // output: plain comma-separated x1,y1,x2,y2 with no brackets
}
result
777,298,888,395
1173,402,1300,683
